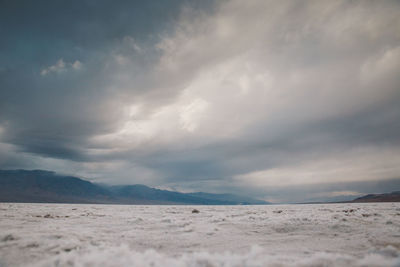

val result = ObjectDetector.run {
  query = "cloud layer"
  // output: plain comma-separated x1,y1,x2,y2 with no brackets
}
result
1,0,400,202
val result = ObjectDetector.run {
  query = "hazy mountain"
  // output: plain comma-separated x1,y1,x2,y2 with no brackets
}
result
0,170,269,205
107,185,243,205
186,192,267,205
0,170,114,203
351,191,400,203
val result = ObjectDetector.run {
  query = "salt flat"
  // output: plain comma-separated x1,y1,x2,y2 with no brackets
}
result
0,203,399,266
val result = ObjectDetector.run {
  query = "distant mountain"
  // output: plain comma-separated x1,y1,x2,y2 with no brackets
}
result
186,192,267,205
107,185,243,205
0,170,114,203
351,191,400,203
0,169,269,205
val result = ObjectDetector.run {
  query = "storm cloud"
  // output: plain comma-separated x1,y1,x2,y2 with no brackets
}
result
1,0,399,203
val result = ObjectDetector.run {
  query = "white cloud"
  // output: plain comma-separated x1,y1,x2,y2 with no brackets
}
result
124,0,397,147
179,98,209,132
71,60,82,70
41,58,66,75
41,58,83,76
10,0,399,196
84,0,400,189
313,191,361,198
360,45,400,90
233,146,400,188
123,36,141,52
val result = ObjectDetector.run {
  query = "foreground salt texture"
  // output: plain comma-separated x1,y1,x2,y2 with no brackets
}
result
0,203,399,266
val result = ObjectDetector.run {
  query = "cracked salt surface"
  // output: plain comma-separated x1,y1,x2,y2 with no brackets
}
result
0,203,399,266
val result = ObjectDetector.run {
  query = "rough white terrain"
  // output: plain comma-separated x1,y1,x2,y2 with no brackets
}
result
0,203,399,266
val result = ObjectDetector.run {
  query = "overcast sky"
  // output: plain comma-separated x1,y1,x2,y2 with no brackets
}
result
1,0,400,203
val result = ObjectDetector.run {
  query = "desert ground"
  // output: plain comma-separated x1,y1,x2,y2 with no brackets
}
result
0,203,399,266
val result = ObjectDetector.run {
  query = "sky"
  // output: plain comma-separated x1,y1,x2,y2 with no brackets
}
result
1,0,400,203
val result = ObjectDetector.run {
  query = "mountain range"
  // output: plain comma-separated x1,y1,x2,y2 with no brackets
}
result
1,169,398,204
350,191,400,203
0,169,268,205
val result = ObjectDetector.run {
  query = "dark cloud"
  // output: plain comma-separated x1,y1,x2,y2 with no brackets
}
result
0,0,215,160
0,0,399,203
